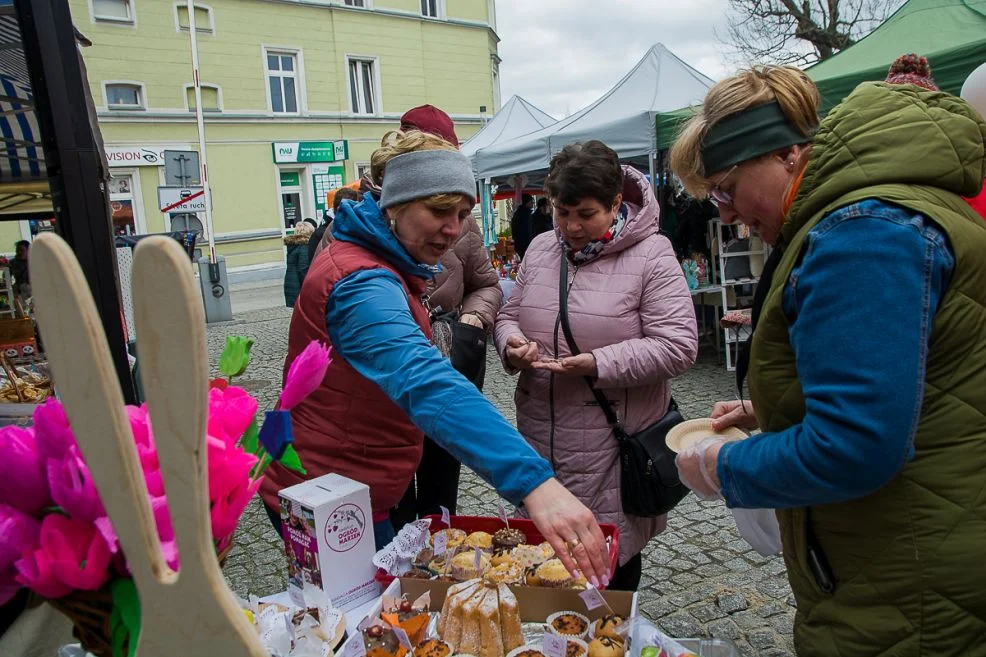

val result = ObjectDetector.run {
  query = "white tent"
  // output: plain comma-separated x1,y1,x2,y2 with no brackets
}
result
461,95,556,162
473,43,714,181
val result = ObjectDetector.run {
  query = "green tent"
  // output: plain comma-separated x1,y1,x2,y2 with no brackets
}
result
655,0,986,151
808,0,986,112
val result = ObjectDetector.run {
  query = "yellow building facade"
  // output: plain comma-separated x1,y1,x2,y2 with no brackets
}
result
67,0,500,277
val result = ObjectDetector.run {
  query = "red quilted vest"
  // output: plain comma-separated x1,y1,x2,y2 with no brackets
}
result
259,240,432,515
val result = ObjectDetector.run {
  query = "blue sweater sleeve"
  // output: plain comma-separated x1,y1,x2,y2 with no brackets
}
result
326,269,554,505
717,208,954,509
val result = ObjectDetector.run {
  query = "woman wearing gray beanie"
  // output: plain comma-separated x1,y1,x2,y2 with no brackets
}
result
261,130,612,586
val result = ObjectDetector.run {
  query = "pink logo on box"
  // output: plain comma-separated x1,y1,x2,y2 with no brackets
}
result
324,503,366,552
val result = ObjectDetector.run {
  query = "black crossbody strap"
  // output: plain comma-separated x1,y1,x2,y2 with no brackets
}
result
558,252,628,438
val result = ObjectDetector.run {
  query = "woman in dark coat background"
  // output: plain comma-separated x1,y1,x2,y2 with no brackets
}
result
283,221,313,307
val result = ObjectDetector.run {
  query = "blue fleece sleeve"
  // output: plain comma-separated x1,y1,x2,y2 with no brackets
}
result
717,208,954,509
326,269,554,505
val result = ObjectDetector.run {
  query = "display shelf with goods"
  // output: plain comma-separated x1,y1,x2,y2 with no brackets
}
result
0,267,16,318
708,219,769,371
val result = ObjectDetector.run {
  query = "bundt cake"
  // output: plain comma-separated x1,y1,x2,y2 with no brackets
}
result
438,578,524,657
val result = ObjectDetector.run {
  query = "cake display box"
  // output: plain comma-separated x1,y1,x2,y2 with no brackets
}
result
375,514,621,589
278,473,380,612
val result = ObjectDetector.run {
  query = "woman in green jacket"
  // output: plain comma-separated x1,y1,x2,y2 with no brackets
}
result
669,65,986,656
283,221,313,307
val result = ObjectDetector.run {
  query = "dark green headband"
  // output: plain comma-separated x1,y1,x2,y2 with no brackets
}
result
701,101,812,174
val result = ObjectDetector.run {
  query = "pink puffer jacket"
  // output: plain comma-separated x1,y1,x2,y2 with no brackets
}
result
493,166,698,564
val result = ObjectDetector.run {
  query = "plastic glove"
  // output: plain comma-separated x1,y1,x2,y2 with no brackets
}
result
675,436,726,501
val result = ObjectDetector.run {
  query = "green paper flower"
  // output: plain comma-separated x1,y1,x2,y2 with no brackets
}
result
218,336,254,379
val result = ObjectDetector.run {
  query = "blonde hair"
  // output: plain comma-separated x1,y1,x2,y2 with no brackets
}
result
370,130,470,217
670,66,820,197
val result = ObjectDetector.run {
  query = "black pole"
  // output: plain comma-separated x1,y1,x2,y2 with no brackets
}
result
15,0,138,404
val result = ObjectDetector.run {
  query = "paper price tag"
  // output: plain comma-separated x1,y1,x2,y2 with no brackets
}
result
343,634,367,657
497,503,510,526
473,547,482,570
393,627,413,651
440,506,451,527
434,530,448,556
542,633,568,657
579,584,608,612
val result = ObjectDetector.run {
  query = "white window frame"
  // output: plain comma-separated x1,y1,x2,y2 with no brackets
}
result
342,0,372,8
492,63,501,112
262,46,305,116
277,166,316,234
103,81,146,110
108,169,147,235
174,2,215,34
420,0,445,19
345,55,381,116
89,0,135,25
354,161,372,182
183,83,223,112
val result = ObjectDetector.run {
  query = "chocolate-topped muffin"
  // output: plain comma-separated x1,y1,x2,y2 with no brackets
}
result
492,527,526,551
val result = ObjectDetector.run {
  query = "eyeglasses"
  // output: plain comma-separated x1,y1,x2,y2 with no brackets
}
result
709,165,738,208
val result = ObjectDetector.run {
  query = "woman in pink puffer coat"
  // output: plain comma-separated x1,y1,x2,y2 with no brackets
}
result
494,141,698,590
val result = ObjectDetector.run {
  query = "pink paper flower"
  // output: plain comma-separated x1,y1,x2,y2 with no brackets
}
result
208,386,258,446
0,426,50,514
206,435,260,544
0,504,41,570
32,399,75,460
23,515,113,593
47,444,105,523
211,477,262,545
280,341,331,411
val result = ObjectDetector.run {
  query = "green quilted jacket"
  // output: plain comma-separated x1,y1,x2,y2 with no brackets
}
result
748,82,986,655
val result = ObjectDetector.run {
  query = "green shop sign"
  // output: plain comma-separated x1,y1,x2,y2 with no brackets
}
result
272,140,349,164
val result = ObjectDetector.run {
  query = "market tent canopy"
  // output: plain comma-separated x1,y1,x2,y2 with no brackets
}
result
460,95,556,165
807,0,986,112
474,43,713,181
0,0,49,214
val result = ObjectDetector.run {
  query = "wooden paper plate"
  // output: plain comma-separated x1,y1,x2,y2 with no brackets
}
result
666,418,748,453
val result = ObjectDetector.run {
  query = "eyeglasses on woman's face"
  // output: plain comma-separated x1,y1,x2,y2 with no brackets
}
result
708,164,738,208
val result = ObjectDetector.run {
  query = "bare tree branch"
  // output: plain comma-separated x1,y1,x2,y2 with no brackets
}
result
720,0,905,67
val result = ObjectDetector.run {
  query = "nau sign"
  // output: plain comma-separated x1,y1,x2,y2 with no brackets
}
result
272,141,349,164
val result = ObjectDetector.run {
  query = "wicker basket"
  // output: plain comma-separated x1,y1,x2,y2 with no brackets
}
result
48,542,235,657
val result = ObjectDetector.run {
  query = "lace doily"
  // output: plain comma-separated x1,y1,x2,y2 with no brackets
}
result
372,518,432,575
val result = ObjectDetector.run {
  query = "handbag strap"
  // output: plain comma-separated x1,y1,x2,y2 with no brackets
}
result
558,253,630,440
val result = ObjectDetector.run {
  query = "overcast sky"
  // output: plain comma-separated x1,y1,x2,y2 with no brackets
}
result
494,0,734,119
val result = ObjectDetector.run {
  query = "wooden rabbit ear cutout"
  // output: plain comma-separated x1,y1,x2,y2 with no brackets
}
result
32,233,267,656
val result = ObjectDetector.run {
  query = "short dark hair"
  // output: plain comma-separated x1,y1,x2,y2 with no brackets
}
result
15,240,29,250
536,197,549,209
521,193,534,205
333,187,361,214
545,140,623,207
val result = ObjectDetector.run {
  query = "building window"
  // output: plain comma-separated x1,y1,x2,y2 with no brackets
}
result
92,0,133,23
266,51,299,114
492,65,500,111
185,84,221,112
105,83,144,109
176,3,213,33
420,0,442,18
348,58,377,115
108,172,140,236
343,0,367,7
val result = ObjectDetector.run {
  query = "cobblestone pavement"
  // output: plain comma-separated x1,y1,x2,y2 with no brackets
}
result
212,310,795,656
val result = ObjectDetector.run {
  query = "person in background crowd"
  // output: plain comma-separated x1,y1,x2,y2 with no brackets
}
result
309,187,361,263
302,217,318,231
387,106,503,529
495,141,698,591
262,130,611,585
669,65,986,655
511,194,535,259
283,222,313,307
10,240,30,300
530,197,553,239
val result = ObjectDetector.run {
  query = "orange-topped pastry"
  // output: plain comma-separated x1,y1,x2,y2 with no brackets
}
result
381,595,430,646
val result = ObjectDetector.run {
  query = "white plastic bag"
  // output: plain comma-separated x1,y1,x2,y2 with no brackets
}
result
729,507,782,556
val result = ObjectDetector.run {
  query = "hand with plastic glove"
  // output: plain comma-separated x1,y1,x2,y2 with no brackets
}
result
675,436,727,501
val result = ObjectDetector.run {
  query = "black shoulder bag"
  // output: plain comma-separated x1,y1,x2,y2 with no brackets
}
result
558,253,690,517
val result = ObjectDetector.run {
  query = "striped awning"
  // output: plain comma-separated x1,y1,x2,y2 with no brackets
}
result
0,2,44,185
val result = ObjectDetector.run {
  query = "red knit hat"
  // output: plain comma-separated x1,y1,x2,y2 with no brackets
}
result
886,53,939,91
399,104,459,147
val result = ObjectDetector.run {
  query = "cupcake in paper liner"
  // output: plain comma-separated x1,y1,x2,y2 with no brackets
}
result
413,638,453,657
464,531,494,551
562,637,590,657
506,645,547,657
587,636,625,657
534,559,587,588
546,611,590,640
431,528,467,550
